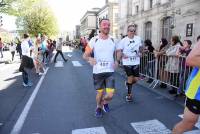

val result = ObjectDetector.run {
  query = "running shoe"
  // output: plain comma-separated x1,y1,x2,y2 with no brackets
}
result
103,104,110,113
95,107,103,118
27,82,33,87
126,94,133,102
22,82,29,87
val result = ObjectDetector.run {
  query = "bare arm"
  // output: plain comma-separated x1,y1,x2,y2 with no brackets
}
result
116,49,122,62
186,41,200,67
82,45,96,65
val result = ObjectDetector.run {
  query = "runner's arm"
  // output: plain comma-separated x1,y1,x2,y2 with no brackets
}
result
116,49,122,63
83,45,96,66
83,45,92,61
186,41,200,67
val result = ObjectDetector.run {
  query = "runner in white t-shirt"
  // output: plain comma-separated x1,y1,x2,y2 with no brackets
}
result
83,19,118,118
116,24,143,102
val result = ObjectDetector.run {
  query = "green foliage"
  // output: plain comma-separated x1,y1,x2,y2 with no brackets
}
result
19,2,59,36
1,0,59,37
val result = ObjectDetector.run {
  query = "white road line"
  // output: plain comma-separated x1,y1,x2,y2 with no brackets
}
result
179,114,200,129
72,61,82,67
55,61,64,67
10,68,49,134
72,127,107,134
131,119,171,134
184,130,200,134
67,54,72,57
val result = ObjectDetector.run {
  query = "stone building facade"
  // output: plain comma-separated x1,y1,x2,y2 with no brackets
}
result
119,0,200,47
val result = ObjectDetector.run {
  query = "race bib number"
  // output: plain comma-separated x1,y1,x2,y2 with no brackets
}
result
96,61,112,71
129,56,138,62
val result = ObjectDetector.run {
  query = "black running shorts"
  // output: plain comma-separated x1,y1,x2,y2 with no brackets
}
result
185,97,200,115
123,65,139,77
93,72,115,90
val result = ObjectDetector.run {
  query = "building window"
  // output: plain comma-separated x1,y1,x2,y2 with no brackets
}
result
150,0,153,9
162,17,172,42
114,13,118,22
136,5,139,13
145,21,152,40
128,0,133,16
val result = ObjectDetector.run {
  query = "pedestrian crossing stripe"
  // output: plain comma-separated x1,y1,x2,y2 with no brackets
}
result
71,119,200,134
184,130,200,134
72,61,82,67
131,119,171,134
55,61,64,67
179,114,200,129
67,54,72,57
72,126,106,134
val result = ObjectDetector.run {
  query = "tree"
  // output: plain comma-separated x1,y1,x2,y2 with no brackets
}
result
0,0,59,37
16,1,58,37
0,0,41,16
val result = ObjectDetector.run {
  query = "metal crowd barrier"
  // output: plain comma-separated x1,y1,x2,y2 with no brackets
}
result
139,52,193,91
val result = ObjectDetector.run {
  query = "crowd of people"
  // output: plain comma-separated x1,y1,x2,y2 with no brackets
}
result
0,33,69,87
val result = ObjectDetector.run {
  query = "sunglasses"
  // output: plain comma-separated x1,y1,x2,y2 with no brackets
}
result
128,30,135,32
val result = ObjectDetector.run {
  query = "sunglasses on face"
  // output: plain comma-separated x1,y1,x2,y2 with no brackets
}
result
128,30,135,32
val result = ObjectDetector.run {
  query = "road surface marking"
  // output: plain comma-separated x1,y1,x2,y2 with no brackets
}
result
131,119,171,134
72,61,82,67
184,130,200,134
72,127,107,134
10,68,49,134
55,61,64,67
67,54,72,57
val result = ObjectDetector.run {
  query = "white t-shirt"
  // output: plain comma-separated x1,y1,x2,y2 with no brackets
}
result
117,36,142,66
88,36,116,74
9,44,16,52
21,39,30,56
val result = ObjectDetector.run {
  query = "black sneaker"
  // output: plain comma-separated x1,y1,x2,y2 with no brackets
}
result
147,79,153,83
126,94,133,102
160,83,167,88
95,107,103,118
169,89,177,94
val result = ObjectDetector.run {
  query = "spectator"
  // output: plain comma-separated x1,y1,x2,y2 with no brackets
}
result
9,42,16,61
0,37,3,58
143,39,155,83
16,37,22,59
54,37,68,63
19,34,34,87
34,37,45,75
154,38,169,88
176,40,192,96
165,35,182,95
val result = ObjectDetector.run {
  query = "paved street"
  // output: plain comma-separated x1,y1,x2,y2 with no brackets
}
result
0,47,200,134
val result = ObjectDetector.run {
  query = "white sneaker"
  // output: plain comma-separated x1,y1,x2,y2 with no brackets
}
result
23,82,28,87
39,73,44,76
124,81,128,90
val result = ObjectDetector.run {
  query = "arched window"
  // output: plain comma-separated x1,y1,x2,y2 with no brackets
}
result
145,21,152,40
162,17,172,42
